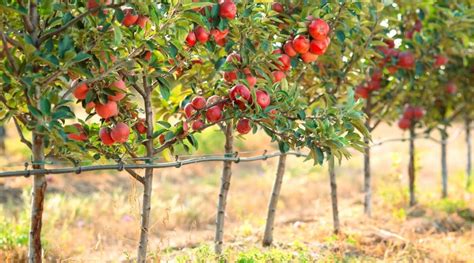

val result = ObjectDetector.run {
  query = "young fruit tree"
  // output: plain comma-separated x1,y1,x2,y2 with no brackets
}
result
260,1,383,242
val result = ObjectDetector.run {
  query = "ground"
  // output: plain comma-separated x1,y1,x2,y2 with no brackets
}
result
0,124,473,262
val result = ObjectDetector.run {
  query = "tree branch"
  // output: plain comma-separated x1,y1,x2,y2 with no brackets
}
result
13,117,32,149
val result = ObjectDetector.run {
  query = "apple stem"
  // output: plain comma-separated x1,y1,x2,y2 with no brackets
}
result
262,153,287,247
214,121,234,255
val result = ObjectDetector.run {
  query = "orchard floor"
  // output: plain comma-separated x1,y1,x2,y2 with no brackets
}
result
0,124,473,262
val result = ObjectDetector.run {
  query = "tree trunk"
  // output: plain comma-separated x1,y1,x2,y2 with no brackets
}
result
137,79,155,262
262,153,287,247
408,126,416,207
363,96,372,216
214,122,234,254
28,132,46,263
466,117,472,189
328,156,340,234
440,128,448,198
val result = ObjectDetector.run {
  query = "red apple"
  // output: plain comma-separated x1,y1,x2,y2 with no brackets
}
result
272,2,284,13
371,69,383,81
355,86,369,99
186,31,197,47
73,83,89,100
210,28,229,41
277,54,291,71
191,96,207,110
403,106,415,119
283,41,298,57
434,54,448,67
226,52,241,64
85,101,95,113
246,75,257,87
272,71,285,82
87,0,111,15
414,19,422,32
224,70,238,83
122,9,138,27
219,0,237,20
192,120,205,131
300,52,318,63
405,29,414,39
309,37,330,55
413,107,424,120
108,79,127,101
110,122,130,143
229,84,251,101
445,82,457,94
194,26,209,44
67,123,87,141
144,51,152,61
136,15,149,29
397,51,415,69
206,106,222,123
184,103,196,118
308,18,330,40
384,39,395,49
387,66,398,74
366,80,381,91
292,35,310,54
135,119,147,134
255,90,271,109
398,118,411,130
207,95,226,110
236,119,251,134
95,101,118,119
99,127,115,145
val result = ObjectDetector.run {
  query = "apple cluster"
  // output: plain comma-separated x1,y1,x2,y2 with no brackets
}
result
398,105,424,130
355,69,383,99
186,0,236,47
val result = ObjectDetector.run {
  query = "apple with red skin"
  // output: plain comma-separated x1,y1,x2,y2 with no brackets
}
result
277,54,291,71
95,101,118,119
384,39,395,49
292,35,310,54
194,26,209,44
186,31,197,47
87,0,111,15
413,107,424,120
246,75,257,87
191,96,207,110
403,106,415,119
110,122,130,143
224,70,238,83
108,79,127,101
226,52,241,64
85,101,95,113
206,106,222,123
73,83,89,100
387,66,398,74
144,51,152,61
236,119,251,134
272,71,285,82
272,2,284,13
207,95,226,110
255,90,270,109
136,16,149,29
122,9,138,27
397,51,415,69
309,37,330,55
210,29,229,42
99,127,115,145
445,82,457,94
434,55,448,67
308,19,330,40
371,69,383,81
398,118,411,130
366,80,381,91
283,41,298,57
414,19,422,32
355,86,369,99
405,29,414,39
135,119,147,134
229,84,251,101
184,103,196,118
67,123,88,141
192,120,205,131
300,52,318,63
219,0,237,20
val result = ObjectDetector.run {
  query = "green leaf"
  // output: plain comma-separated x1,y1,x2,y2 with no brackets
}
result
27,105,43,119
113,24,123,46
39,98,51,115
72,52,92,63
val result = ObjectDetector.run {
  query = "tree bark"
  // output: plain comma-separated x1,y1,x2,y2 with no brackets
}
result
28,132,46,263
328,156,340,234
262,153,287,247
466,117,472,189
408,125,416,207
440,128,448,198
363,96,372,216
214,122,234,254
137,77,155,262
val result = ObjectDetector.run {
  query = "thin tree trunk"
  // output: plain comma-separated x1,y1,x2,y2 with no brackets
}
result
137,77,155,262
408,125,416,207
440,128,448,198
262,153,287,247
28,132,46,263
363,96,372,216
466,117,472,189
328,156,340,234
214,122,234,254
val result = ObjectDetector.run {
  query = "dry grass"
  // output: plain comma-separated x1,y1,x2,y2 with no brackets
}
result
0,124,473,262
